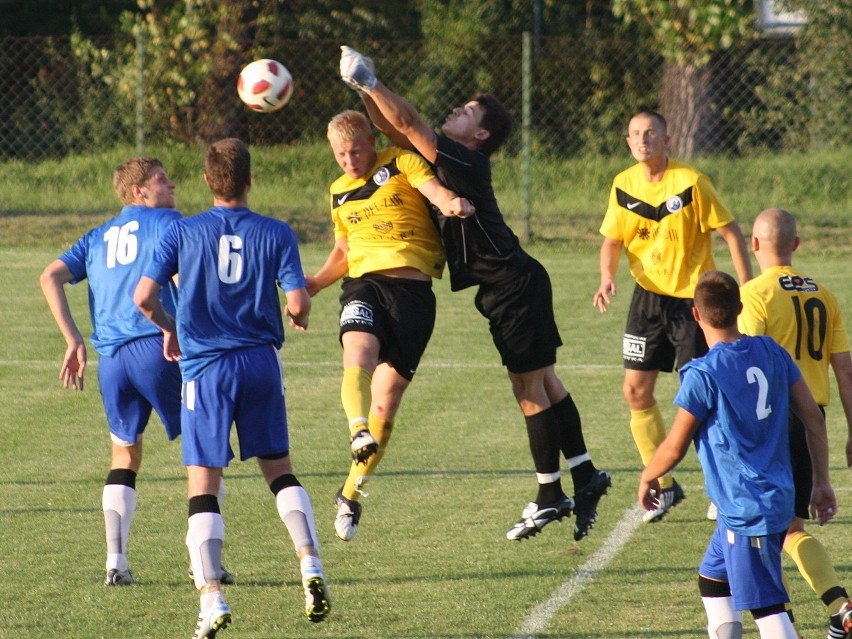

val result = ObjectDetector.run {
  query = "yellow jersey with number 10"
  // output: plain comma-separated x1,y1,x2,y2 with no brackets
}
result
739,265,849,406
600,159,735,298
329,147,445,279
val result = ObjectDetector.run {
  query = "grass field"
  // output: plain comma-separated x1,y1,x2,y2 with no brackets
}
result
2,242,850,639
1,143,850,253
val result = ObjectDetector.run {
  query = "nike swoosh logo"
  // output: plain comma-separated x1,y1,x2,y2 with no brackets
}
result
336,192,351,206
626,201,641,210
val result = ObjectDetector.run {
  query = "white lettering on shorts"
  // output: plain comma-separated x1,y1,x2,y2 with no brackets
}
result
341,300,374,327
623,333,646,362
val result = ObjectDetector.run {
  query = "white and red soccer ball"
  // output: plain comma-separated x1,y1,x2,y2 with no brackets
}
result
237,59,293,113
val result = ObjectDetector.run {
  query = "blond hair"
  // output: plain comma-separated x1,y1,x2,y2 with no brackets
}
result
327,110,373,144
113,157,164,205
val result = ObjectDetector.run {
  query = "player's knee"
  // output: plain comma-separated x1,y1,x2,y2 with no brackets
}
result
622,381,652,406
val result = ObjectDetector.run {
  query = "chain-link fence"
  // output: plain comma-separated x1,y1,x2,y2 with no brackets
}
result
1,32,848,163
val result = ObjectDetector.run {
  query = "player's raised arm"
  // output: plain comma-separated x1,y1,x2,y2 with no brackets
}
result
417,178,474,219
340,45,439,163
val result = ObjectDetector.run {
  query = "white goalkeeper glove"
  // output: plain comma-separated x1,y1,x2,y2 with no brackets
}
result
340,45,377,93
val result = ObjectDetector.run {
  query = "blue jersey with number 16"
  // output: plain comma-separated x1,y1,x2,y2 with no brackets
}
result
143,206,306,381
60,205,181,357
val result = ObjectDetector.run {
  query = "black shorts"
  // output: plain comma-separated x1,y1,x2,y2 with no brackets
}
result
474,257,562,374
623,285,707,372
789,406,825,521
338,274,436,381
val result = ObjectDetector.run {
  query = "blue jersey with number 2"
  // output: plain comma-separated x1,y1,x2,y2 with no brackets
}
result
675,335,801,536
143,206,306,381
60,205,181,357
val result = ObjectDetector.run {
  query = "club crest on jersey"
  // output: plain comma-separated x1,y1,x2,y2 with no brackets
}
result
373,167,391,186
666,195,683,213
340,300,374,327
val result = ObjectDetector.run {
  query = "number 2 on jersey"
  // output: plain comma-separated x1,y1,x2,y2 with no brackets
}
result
746,366,773,420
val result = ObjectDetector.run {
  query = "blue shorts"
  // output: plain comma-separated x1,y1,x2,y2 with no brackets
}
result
98,335,182,444
698,524,788,611
181,345,289,467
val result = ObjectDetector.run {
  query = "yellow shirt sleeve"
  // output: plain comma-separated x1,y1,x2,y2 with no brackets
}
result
738,283,767,336
396,150,436,190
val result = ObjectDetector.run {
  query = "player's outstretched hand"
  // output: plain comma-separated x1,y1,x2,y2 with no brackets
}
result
162,330,182,362
340,45,377,93
810,481,837,526
60,340,87,391
637,476,661,513
593,280,616,313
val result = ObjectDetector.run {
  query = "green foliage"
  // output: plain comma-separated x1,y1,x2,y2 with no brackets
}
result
279,0,421,40
786,0,852,149
727,0,851,153
612,0,755,66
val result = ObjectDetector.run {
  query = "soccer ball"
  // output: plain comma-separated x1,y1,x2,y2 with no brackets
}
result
237,59,294,113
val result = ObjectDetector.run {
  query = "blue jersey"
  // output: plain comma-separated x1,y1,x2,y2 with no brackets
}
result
143,206,306,381
60,205,181,357
675,335,801,536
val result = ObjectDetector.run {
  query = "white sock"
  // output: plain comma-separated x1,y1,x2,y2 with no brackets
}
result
200,590,226,612
300,555,324,583
702,596,742,638
102,484,136,571
753,611,798,639
186,512,225,590
276,485,319,552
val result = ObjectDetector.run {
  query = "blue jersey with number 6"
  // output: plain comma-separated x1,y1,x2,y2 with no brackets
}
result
675,334,801,536
59,205,181,357
143,206,306,381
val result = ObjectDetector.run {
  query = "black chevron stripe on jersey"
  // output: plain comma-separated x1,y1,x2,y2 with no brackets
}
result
331,159,402,209
615,186,694,222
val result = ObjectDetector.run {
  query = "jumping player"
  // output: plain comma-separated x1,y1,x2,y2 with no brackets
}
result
339,46,611,543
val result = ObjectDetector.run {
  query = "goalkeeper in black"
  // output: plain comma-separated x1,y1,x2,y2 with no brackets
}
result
339,45,611,543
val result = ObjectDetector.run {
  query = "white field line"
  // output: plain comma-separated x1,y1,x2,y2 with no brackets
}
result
511,505,645,639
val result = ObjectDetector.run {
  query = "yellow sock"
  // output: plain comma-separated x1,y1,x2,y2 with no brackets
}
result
341,366,372,435
342,414,393,501
784,529,841,605
630,404,665,466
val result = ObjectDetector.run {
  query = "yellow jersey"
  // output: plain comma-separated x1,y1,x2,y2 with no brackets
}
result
739,265,849,406
600,160,735,298
329,147,445,279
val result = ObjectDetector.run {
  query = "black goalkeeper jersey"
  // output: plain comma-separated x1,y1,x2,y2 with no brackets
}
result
432,135,527,290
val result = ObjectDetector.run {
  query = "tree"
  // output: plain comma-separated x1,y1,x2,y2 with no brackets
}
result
612,0,754,158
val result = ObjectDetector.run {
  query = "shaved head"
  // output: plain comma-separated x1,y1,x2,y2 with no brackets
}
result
752,208,798,255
